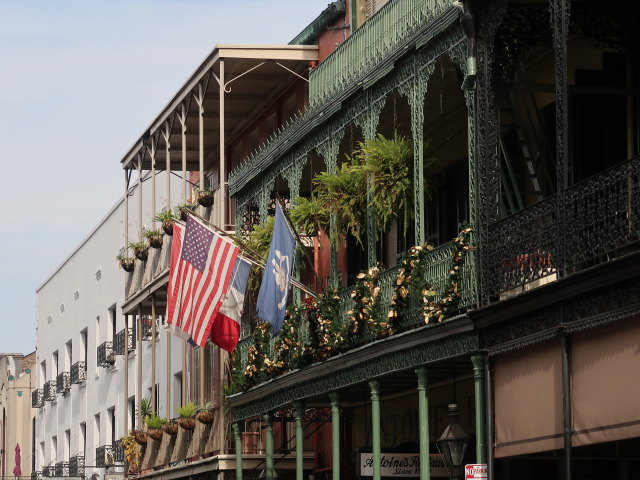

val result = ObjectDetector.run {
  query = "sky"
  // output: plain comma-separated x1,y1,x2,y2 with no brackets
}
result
0,0,332,354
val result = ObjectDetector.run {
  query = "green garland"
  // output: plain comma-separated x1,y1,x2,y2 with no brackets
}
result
244,322,273,386
311,288,345,360
348,264,394,340
274,305,310,371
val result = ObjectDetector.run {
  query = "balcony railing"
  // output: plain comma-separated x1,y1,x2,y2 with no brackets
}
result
96,444,122,467
31,471,43,480
43,466,56,477
70,361,86,384
32,388,44,408
308,0,451,108
114,328,134,355
43,380,57,402
97,341,115,367
55,462,69,477
485,155,640,301
69,454,84,477
56,372,70,395
235,239,476,388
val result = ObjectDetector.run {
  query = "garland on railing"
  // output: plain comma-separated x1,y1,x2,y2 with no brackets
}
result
310,289,344,360
244,322,273,387
433,227,473,321
348,264,395,339
273,305,309,371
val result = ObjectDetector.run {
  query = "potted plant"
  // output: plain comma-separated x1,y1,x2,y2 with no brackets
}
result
140,397,152,420
132,429,147,445
154,209,176,236
175,203,196,222
143,229,164,249
116,254,135,273
176,401,197,430
195,401,215,424
120,432,141,473
128,240,149,261
195,187,215,208
162,419,179,436
289,196,329,237
145,414,167,441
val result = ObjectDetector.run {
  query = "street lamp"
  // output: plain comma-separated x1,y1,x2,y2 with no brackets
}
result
437,402,470,479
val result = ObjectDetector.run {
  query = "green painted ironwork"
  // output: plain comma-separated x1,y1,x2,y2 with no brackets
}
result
370,380,382,480
232,423,243,480
264,413,274,480
330,392,341,480
471,354,486,464
308,0,451,108
294,402,304,480
416,367,430,480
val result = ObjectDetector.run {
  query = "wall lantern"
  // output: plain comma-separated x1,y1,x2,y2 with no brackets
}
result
437,402,470,477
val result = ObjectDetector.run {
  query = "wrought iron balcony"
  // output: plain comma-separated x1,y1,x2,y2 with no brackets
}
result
308,0,452,108
70,361,86,384
32,388,44,408
97,341,115,367
233,238,476,390
43,466,56,477
485,155,640,302
55,461,69,477
69,454,84,477
43,380,57,402
114,328,134,355
31,471,43,480
141,318,158,341
56,372,70,395
96,444,121,467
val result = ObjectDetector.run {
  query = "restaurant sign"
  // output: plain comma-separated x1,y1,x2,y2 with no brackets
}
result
359,453,449,477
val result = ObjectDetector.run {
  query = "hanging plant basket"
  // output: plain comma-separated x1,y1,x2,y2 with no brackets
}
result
178,417,196,430
118,257,135,273
134,246,149,261
177,204,195,222
162,220,175,236
133,430,147,445
196,410,215,424
195,189,215,208
147,428,163,441
148,235,163,249
162,422,179,436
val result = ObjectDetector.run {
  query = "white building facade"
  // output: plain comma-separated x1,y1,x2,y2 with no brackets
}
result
34,176,184,480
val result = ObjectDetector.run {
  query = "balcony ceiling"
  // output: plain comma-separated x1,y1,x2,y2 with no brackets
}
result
121,44,318,171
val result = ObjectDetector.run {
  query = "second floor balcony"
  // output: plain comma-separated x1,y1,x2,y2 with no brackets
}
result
55,461,68,477
97,341,115,368
32,388,43,408
43,380,56,402
114,328,134,355
96,443,123,468
56,372,70,395
31,471,43,480
69,454,84,477
70,361,86,384
43,466,56,477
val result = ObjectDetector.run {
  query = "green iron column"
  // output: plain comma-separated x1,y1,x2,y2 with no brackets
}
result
370,381,381,480
233,422,243,480
294,402,305,480
471,355,487,464
264,413,274,480
416,367,430,480
329,392,341,480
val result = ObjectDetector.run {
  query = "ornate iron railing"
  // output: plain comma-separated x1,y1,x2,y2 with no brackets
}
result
43,380,56,402
97,341,115,367
485,155,640,300
141,319,159,341
112,442,124,463
56,372,70,395
114,328,134,355
235,239,476,386
96,445,112,467
69,455,84,477
308,0,451,107
55,462,69,477
31,471,43,480
32,388,44,408
70,361,86,384
43,466,56,477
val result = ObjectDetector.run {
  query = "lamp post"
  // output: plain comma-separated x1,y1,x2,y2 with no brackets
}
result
437,403,470,480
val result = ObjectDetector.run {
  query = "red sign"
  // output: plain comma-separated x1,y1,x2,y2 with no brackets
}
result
465,464,487,479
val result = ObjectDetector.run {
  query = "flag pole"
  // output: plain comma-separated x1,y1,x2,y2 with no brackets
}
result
275,195,325,293
182,211,317,298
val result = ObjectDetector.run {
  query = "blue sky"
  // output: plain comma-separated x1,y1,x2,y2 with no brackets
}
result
0,0,332,354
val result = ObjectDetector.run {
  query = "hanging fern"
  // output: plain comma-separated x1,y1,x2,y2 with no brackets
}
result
289,196,330,236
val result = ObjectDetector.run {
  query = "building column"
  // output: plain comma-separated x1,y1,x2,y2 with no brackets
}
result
232,422,242,480
294,402,304,480
471,354,487,464
329,392,340,480
369,381,381,480
264,413,274,480
416,367,430,480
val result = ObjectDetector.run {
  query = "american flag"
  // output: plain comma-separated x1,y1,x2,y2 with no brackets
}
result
167,216,239,346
